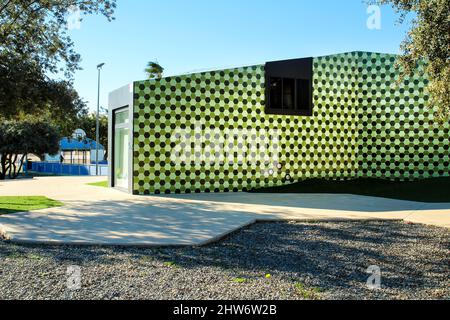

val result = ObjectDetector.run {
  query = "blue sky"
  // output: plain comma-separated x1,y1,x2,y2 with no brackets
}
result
68,0,412,112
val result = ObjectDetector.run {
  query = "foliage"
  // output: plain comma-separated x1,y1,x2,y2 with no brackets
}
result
0,120,60,179
370,0,450,123
0,55,88,135
0,0,116,78
0,1,115,139
145,61,164,79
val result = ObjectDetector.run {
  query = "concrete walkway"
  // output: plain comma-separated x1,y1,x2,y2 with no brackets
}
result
0,177,449,246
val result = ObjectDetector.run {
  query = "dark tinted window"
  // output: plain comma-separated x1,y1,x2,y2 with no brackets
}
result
267,77,311,114
265,57,313,116
269,77,282,109
283,78,295,110
296,79,311,111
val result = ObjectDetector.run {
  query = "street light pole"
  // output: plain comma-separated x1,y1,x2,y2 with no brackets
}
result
96,63,105,176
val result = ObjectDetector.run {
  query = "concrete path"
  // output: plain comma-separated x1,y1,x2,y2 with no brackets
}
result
0,177,449,246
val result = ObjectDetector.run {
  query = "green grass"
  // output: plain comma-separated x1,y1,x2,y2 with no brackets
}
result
0,196,63,215
250,177,450,203
87,181,108,188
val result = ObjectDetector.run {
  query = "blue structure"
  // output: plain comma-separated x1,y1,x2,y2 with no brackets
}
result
60,137,103,151
35,133,108,176
45,137,106,165
31,162,108,176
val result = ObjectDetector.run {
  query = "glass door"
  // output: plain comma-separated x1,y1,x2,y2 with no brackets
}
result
114,108,130,189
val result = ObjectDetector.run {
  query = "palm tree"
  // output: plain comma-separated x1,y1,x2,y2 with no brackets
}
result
145,61,164,79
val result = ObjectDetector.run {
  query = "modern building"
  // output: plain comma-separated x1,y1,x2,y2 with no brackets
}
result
108,51,450,194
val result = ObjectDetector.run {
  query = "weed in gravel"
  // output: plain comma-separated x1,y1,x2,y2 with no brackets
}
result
3,251,43,260
232,277,247,283
139,256,154,263
294,282,323,300
163,261,177,267
27,253,45,260
6,251,24,259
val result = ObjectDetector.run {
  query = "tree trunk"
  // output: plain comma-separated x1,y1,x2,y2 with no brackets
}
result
16,154,27,177
0,154,5,180
4,153,12,179
9,154,18,179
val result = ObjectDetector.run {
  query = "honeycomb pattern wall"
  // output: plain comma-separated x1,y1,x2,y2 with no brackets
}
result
356,52,450,180
132,52,449,195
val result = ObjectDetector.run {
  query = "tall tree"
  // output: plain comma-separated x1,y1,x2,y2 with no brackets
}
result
145,61,164,79
0,0,115,136
0,0,116,78
0,53,87,135
371,0,450,123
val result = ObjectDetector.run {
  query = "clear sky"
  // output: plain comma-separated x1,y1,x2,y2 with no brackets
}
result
68,0,412,113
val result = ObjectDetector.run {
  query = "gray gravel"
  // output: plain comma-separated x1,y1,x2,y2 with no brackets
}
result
0,220,449,300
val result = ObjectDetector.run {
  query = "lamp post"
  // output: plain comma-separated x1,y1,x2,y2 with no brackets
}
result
96,62,105,176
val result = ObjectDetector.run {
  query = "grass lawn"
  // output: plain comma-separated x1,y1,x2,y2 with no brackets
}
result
250,177,450,203
0,196,63,215
87,181,108,188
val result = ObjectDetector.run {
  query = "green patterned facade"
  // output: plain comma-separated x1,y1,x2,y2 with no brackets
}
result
131,52,449,195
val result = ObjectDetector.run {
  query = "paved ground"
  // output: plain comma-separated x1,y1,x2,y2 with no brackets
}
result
0,177,449,246
1,221,449,300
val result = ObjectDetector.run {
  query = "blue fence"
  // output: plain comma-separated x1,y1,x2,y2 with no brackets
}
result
31,162,108,176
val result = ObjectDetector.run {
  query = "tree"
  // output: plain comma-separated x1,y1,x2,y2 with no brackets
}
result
0,0,113,136
371,0,450,123
0,54,88,135
145,61,164,79
0,0,117,78
0,120,60,180
76,112,108,160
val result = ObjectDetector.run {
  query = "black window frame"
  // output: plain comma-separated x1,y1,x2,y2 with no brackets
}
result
265,57,313,116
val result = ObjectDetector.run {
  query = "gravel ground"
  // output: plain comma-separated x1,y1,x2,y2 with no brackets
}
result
0,220,449,300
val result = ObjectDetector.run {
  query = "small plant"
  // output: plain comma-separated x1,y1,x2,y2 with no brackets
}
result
163,261,176,267
231,277,247,283
7,251,24,259
27,253,45,260
294,282,323,300
139,256,153,263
